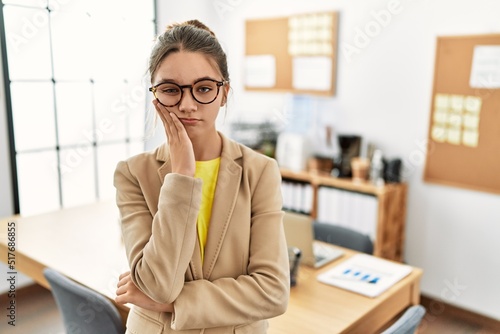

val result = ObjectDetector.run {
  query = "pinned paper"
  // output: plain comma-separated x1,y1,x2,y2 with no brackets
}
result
244,55,276,88
469,45,500,89
292,56,332,91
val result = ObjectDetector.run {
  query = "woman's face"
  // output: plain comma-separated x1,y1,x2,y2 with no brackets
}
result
152,50,228,139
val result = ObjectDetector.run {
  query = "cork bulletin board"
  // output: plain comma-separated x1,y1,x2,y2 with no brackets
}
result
423,34,500,194
244,12,338,96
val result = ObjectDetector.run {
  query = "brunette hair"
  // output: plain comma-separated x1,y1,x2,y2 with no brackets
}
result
149,20,229,83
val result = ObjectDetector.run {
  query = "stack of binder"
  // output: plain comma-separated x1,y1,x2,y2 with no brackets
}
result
281,180,313,214
316,186,378,241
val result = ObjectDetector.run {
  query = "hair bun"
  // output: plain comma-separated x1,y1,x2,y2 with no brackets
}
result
165,19,216,37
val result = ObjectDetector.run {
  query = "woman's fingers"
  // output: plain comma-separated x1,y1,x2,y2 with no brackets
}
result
115,272,134,304
115,289,130,304
115,285,127,297
169,111,187,137
153,100,174,140
167,112,182,141
117,272,130,287
118,271,130,281
116,271,131,298
154,100,187,143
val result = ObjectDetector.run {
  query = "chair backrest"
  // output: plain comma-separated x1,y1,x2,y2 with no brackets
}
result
381,305,426,334
313,221,374,254
43,268,125,334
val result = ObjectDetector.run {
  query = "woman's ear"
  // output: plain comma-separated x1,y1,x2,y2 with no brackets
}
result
221,83,230,106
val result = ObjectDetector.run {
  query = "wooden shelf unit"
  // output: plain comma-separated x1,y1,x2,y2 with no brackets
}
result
280,168,408,262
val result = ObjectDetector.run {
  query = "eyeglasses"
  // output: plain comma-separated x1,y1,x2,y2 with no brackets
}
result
149,78,226,107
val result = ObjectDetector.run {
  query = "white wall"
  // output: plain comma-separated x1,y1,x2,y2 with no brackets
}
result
134,0,500,320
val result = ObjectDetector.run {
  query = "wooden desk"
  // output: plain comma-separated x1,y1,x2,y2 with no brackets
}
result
0,201,422,333
0,200,131,323
269,253,422,333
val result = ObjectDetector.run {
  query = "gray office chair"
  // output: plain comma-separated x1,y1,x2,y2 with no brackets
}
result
43,268,125,334
313,221,374,254
381,305,426,334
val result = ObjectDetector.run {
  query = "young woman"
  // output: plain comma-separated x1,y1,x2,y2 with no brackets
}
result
114,20,289,333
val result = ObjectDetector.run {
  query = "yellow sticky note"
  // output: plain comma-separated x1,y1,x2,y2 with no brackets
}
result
446,128,461,145
448,113,462,128
463,130,479,147
435,94,449,109
464,96,482,114
450,95,464,112
463,115,480,129
321,28,332,41
434,110,448,124
322,42,332,55
431,125,447,142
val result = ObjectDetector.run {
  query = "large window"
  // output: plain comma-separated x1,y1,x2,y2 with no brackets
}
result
1,0,156,215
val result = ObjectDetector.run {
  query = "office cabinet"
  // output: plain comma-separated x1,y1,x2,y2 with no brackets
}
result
280,168,407,262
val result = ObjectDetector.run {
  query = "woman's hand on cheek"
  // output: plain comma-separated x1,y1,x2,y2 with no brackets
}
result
115,271,174,313
154,100,195,177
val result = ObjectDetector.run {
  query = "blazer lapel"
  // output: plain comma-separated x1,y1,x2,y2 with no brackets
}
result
203,135,242,279
156,143,171,183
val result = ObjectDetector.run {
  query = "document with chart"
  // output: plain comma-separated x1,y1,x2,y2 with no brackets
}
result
317,254,413,297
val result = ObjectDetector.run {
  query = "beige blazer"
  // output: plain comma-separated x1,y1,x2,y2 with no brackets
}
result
114,132,290,333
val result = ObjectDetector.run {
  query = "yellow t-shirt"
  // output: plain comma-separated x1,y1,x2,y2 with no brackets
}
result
194,157,220,262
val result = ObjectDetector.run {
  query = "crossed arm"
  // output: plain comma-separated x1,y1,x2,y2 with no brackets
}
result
115,271,173,313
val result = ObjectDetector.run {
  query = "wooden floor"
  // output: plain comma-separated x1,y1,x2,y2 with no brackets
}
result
1,284,64,334
0,284,498,334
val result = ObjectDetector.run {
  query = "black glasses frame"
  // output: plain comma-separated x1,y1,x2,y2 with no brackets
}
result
149,78,226,107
